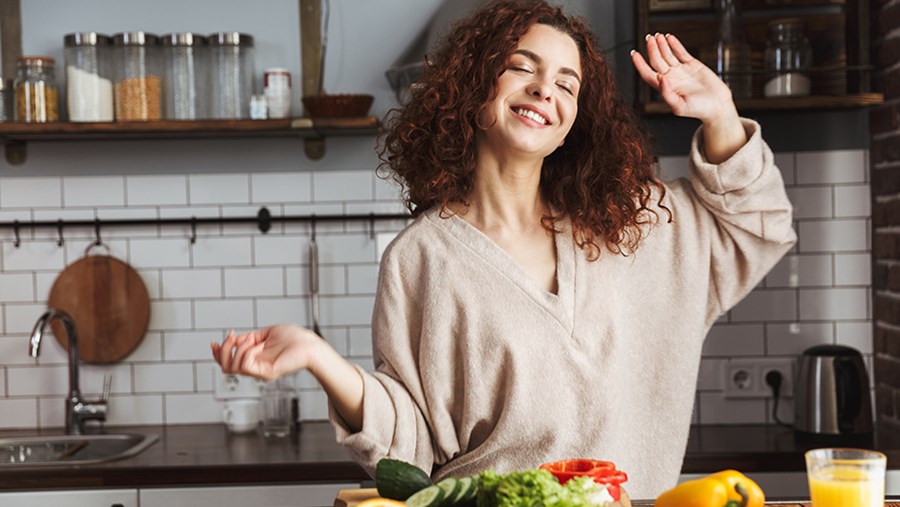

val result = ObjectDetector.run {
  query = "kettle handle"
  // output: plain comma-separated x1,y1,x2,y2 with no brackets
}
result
834,357,862,433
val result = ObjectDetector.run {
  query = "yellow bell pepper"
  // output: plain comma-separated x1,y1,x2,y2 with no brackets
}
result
655,469,765,507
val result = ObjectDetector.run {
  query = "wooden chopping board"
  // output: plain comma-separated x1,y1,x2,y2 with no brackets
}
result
47,251,151,363
333,488,633,507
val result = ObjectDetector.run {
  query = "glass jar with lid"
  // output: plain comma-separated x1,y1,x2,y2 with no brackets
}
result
14,56,59,122
763,18,813,98
64,32,114,122
112,31,162,121
208,32,255,119
161,33,208,120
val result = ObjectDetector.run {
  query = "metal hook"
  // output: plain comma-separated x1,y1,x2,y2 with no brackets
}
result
368,212,375,240
13,219,20,248
310,214,317,241
57,219,64,247
190,216,197,244
93,218,102,246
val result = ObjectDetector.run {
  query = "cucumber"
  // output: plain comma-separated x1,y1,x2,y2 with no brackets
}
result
407,484,445,507
450,476,477,506
435,478,461,507
375,458,433,501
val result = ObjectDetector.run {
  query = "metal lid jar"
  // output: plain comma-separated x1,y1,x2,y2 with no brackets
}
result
207,32,255,119
64,32,114,122
763,18,813,98
14,56,59,122
161,33,208,120
112,31,162,121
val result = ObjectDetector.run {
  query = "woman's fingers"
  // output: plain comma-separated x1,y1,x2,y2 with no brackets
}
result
665,34,693,63
654,33,680,67
644,33,670,75
230,335,258,372
631,50,661,91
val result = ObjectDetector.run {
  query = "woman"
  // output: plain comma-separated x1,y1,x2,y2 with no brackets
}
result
212,1,795,498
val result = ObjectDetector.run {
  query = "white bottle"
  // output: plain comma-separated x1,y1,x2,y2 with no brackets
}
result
264,67,291,119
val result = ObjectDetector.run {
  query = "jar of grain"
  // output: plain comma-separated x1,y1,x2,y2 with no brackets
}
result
161,32,207,120
64,32,114,122
14,56,59,123
112,31,162,121
763,19,813,98
208,32,255,119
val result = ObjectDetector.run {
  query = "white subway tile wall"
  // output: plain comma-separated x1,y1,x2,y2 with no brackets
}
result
683,149,873,425
0,150,872,429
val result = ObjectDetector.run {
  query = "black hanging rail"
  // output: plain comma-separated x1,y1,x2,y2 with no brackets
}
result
7,207,412,247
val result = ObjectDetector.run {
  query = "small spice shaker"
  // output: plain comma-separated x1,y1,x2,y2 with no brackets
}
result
763,18,813,98
112,31,162,121
64,32,114,122
14,56,59,123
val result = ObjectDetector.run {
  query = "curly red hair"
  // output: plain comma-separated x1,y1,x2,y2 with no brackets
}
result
377,0,669,259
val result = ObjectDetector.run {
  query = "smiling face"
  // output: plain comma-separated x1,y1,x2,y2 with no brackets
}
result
478,23,582,162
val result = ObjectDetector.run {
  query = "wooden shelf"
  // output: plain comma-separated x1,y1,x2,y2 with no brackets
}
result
635,0,876,114
0,116,381,164
642,93,884,115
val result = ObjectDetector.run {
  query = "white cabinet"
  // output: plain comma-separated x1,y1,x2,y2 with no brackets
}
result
0,488,137,507
139,483,360,507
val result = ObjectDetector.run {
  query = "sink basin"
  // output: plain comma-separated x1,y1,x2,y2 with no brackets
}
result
0,433,158,466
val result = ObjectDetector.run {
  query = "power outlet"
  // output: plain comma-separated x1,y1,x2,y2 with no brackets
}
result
724,358,794,399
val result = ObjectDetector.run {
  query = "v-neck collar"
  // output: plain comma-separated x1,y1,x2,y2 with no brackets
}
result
424,208,576,333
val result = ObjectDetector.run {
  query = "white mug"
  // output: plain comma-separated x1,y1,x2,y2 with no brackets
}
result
223,398,260,433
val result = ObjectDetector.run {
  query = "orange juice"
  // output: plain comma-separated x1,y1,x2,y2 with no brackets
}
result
808,465,884,507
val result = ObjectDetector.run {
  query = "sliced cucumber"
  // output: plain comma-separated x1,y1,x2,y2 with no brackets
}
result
450,476,477,506
435,478,461,507
407,484,445,507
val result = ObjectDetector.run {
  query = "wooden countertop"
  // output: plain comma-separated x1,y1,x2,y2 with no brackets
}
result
0,422,896,491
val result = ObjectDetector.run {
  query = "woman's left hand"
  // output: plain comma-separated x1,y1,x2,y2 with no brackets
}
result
631,33,736,124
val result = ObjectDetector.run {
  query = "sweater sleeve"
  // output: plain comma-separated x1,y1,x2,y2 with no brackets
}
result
327,240,440,478
685,118,797,322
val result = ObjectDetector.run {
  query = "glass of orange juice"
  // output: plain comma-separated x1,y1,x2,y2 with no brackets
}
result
805,448,886,507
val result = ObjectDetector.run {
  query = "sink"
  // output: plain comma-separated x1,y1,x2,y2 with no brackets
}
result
0,433,158,466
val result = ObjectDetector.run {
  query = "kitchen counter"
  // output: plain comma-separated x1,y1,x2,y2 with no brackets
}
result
0,422,897,491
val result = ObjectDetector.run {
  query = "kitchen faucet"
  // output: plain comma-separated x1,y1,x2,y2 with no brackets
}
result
29,309,110,435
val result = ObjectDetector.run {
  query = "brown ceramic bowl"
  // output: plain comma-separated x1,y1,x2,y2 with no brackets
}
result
302,94,374,118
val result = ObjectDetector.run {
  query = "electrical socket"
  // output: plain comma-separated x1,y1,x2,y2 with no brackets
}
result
723,358,794,399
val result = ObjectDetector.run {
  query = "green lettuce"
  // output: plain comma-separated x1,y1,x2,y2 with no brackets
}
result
476,469,613,507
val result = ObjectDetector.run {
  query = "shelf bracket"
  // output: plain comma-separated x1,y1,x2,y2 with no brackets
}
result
5,141,26,165
304,139,325,160
300,0,326,160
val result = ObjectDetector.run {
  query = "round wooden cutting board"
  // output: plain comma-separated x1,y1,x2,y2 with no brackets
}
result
47,252,151,364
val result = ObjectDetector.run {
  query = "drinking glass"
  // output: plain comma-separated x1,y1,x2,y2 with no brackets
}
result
805,448,886,507
261,379,291,438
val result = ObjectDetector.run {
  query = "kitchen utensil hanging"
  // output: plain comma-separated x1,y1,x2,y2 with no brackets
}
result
309,218,322,336
47,241,151,363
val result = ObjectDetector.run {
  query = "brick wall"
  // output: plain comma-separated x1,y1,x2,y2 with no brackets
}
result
872,0,900,434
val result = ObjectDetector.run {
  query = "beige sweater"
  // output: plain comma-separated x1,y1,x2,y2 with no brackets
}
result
330,119,796,500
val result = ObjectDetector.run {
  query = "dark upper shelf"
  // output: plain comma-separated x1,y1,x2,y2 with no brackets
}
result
641,93,884,115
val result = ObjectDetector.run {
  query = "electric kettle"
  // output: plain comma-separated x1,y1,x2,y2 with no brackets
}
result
794,344,873,444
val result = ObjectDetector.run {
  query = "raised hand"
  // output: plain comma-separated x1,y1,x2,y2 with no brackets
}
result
211,324,320,381
631,33,747,164
631,33,736,123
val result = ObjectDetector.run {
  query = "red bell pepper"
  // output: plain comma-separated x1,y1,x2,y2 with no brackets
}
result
539,459,629,502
